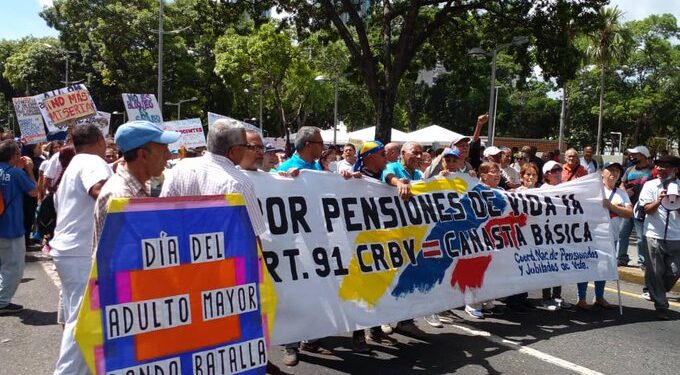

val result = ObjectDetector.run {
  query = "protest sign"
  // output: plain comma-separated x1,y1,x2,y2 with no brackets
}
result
77,111,111,136
164,118,207,151
34,84,97,132
12,96,46,144
245,171,617,344
122,93,163,125
74,195,270,375
207,112,261,133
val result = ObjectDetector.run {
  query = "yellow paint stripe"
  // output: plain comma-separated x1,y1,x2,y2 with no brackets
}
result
410,176,468,195
224,193,246,206
107,197,130,213
603,286,680,308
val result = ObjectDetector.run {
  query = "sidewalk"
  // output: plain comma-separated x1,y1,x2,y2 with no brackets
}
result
617,237,680,293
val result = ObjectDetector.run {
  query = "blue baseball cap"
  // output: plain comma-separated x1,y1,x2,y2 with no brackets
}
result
115,120,181,153
442,146,461,158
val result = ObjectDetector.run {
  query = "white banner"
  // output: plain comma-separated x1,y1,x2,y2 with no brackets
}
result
207,111,261,133
164,118,206,151
122,93,163,125
12,96,46,144
246,172,617,344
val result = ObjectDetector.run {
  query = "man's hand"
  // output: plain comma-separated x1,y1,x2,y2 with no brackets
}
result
278,168,300,178
439,170,449,177
477,113,489,127
396,179,412,200
339,170,362,179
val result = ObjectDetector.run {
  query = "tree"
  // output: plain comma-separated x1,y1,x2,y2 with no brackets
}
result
587,6,628,154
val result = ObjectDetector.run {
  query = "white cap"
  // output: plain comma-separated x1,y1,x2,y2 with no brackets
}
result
626,145,651,158
449,134,471,147
483,146,503,158
542,160,562,175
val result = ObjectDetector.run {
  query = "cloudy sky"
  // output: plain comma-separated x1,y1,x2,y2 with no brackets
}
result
0,1,677,41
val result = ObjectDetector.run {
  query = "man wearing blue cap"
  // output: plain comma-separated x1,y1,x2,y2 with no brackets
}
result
92,120,180,252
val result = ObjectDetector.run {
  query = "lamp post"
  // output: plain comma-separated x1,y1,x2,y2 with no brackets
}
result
468,35,529,146
315,75,339,145
152,0,189,113
164,97,197,120
44,43,77,86
610,131,622,155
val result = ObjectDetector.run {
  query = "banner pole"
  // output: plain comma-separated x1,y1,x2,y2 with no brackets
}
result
616,279,623,316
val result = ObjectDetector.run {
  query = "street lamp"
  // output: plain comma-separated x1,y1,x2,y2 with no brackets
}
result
164,97,197,120
112,111,127,123
610,132,622,155
315,75,339,145
468,35,529,146
152,0,189,112
44,43,77,86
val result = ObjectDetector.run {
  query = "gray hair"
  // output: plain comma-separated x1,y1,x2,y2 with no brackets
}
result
208,119,245,155
294,126,321,151
402,141,421,153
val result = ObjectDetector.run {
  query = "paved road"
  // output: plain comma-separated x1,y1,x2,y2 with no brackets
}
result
1,248,678,375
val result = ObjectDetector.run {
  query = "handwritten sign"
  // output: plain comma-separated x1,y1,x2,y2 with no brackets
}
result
207,112,261,133
35,84,97,131
164,118,207,151
77,111,111,136
122,93,163,125
12,96,46,144
74,195,268,375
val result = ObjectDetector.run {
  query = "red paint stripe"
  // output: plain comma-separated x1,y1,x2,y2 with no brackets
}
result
422,240,439,248
423,250,442,257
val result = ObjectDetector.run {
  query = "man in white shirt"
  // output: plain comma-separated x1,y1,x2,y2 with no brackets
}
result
638,155,680,320
335,143,356,173
160,118,266,237
51,124,112,375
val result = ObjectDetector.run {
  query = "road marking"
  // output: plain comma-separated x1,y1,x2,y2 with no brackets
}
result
450,324,605,375
33,251,62,289
604,287,680,308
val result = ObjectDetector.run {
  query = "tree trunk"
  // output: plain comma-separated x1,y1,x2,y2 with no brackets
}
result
407,86,418,132
373,89,397,144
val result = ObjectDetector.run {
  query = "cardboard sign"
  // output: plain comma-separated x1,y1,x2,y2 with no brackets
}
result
164,118,207,151
77,111,111,137
74,195,268,375
122,93,163,125
35,84,97,131
12,96,46,144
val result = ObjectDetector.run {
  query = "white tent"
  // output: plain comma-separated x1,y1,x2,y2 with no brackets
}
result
319,122,349,144
346,126,410,143
407,125,467,145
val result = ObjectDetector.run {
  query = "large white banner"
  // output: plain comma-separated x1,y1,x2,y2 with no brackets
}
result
122,93,163,125
246,171,617,344
12,96,46,144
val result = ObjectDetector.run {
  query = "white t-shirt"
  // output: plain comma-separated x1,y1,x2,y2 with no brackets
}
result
335,159,354,173
50,153,112,257
604,186,631,243
43,152,62,179
639,178,680,240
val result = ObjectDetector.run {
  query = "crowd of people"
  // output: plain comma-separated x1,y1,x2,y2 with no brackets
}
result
0,115,678,374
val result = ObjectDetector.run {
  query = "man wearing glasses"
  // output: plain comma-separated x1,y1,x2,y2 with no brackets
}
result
276,126,324,174
240,130,266,171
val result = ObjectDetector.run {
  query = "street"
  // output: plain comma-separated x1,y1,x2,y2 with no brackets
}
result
1,248,678,375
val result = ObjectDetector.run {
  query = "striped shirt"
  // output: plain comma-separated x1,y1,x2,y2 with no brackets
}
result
92,163,149,254
160,152,266,236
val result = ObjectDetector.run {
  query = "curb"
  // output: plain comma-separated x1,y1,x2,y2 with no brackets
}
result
617,266,680,293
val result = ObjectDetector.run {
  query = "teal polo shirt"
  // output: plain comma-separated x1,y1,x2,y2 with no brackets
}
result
0,162,36,239
381,161,423,183
276,153,322,172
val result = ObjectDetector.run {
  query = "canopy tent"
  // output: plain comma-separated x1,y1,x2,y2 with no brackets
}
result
407,125,467,145
346,126,410,143
319,122,349,144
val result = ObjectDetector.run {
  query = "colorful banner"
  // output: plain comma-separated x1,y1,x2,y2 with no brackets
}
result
34,84,97,131
245,171,617,344
74,195,270,375
164,118,207,151
77,111,111,136
207,112,261,133
122,93,163,125
12,96,46,144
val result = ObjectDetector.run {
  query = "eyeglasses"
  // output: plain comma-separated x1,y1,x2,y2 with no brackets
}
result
245,144,265,152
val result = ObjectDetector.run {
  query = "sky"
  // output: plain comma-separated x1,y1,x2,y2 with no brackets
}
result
0,0,678,40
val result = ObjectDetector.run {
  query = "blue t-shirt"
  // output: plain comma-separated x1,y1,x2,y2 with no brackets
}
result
381,161,423,183
276,153,322,172
0,162,36,239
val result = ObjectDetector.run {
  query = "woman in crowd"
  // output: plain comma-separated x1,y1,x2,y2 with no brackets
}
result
320,148,337,172
20,142,45,246
516,162,540,190
575,162,631,309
